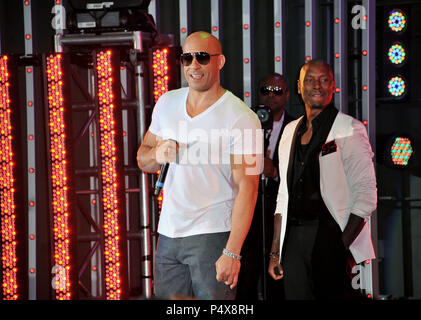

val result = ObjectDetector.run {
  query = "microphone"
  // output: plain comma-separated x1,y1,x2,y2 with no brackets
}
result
154,139,177,196
154,162,170,196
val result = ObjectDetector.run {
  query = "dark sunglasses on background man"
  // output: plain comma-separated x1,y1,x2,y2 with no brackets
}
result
180,52,220,66
260,86,285,96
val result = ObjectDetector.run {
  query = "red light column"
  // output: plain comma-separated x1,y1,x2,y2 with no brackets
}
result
0,55,18,300
96,50,122,300
152,48,170,103
46,54,72,300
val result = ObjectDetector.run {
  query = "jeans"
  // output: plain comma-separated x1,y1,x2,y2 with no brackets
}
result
154,232,236,300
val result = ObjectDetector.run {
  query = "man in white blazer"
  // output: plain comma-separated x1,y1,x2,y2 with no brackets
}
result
267,59,377,299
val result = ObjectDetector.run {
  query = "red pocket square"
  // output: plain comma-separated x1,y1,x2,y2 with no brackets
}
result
321,140,337,156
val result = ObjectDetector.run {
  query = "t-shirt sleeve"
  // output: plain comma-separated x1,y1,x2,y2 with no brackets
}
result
230,112,263,155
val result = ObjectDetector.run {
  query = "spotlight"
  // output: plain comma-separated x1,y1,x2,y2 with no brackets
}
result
388,43,406,65
387,76,406,97
390,136,413,167
379,133,415,169
388,9,407,32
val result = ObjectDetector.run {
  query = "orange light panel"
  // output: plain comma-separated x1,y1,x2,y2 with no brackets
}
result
0,55,18,300
152,48,170,103
96,50,122,300
46,54,72,300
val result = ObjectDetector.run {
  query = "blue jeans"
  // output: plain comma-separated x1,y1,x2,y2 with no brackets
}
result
154,232,236,300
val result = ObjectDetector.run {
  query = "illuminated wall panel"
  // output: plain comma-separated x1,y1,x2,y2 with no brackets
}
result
96,50,122,300
46,54,72,300
0,55,18,300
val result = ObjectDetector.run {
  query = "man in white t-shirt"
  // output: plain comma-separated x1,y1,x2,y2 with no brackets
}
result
137,31,262,300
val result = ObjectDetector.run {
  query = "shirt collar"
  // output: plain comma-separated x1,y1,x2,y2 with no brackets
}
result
300,103,337,132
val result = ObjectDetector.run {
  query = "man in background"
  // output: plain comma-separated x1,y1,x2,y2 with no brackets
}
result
237,73,294,300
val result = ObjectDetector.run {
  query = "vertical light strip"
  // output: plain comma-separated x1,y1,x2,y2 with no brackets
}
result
304,0,316,62
210,0,221,40
179,0,189,87
333,0,348,113
152,48,170,103
0,55,18,300
23,0,36,299
273,0,285,74
361,0,377,299
120,66,131,287
46,54,72,300
96,50,122,300
242,0,252,106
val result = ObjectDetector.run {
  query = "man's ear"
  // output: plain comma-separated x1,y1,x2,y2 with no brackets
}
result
297,79,301,95
218,54,226,71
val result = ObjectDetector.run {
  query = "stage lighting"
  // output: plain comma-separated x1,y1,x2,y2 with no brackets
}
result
388,43,406,65
46,54,72,300
387,76,406,97
379,6,411,101
0,55,18,300
388,9,407,32
67,0,156,34
152,48,170,103
379,134,415,169
95,49,122,300
390,136,413,167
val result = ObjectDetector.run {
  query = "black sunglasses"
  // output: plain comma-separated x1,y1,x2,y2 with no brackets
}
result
180,52,220,66
260,86,285,96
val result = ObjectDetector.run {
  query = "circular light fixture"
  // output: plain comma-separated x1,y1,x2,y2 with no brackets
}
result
388,9,407,32
390,137,413,167
388,43,406,65
387,76,406,97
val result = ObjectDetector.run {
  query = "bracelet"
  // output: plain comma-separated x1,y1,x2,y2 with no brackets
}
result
269,251,280,260
222,248,242,261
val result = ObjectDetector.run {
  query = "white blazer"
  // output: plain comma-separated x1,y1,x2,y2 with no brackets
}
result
275,111,377,264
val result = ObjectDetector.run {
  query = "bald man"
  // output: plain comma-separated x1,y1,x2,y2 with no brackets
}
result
268,60,376,299
137,31,262,300
237,73,295,300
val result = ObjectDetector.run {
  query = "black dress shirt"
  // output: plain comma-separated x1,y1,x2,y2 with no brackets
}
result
288,104,339,221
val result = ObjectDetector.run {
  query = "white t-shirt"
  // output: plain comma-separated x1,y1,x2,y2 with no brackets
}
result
149,87,262,238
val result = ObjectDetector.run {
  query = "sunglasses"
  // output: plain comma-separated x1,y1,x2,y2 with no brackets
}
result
260,86,285,96
180,52,220,66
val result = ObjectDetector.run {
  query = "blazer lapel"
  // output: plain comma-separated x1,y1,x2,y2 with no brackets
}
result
273,112,294,169
286,117,303,192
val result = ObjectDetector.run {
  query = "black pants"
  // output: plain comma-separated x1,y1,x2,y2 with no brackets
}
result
282,217,363,300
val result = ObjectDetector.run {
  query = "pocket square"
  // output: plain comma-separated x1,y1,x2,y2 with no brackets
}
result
321,140,337,156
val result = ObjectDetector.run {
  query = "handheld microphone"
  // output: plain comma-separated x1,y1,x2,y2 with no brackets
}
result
154,162,170,196
154,139,178,196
